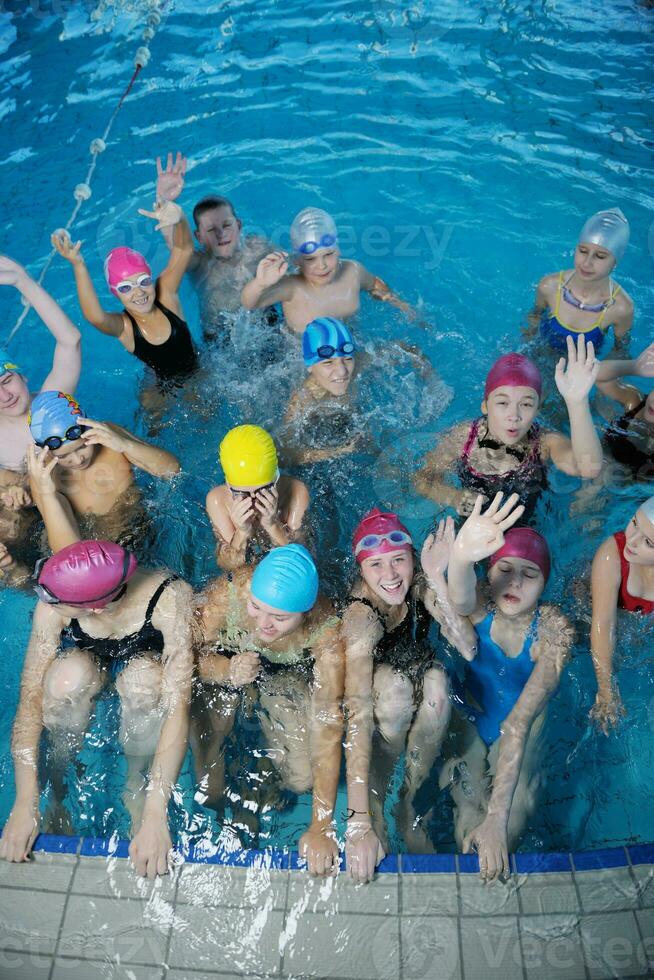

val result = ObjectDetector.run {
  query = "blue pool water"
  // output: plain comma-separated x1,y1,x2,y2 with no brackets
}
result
0,0,653,853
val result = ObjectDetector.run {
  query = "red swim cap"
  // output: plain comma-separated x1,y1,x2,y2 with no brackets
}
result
488,528,550,582
352,508,413,563
104,247,151,295
484,353,542,400
36,540,138,608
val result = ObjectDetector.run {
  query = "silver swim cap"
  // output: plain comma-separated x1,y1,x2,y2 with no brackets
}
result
638,497,654,526
578,208,630,263
290,207,338,254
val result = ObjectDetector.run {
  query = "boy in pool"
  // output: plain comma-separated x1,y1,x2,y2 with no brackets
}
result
0,539,193,878
241,207,415,334
444,494,574,880
0,256,81,582
26,391,180,552
193,545,344,876
155,151,278,335
533,208,633,355
206,424,309,571
415,337,603,522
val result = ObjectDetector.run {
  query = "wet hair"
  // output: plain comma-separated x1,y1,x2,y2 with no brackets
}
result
192,195,238,229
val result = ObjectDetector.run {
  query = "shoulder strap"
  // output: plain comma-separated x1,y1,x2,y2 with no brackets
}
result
144,575,178,626
554,271,567,316
462,419,480,460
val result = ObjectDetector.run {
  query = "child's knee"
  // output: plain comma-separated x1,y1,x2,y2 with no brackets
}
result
374,668,415,740
420,668,451,722
43,650,101,733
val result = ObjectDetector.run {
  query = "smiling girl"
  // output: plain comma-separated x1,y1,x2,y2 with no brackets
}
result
534,208,633,355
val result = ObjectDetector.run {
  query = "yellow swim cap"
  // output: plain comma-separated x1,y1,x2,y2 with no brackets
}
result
219,425,279,487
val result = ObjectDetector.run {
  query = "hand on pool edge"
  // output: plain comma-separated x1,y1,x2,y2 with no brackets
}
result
298,822,340,877
345,821,385,884
0,799,39,863
129,813,173,879
463,815,510,882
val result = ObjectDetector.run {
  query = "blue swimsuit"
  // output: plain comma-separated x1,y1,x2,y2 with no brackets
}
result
540,271,620,354
456,611,539,746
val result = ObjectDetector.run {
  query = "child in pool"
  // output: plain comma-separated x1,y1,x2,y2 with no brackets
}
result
206,424,309,571
415,336,603,522
342,510,475,881
0,539,193,878
444,493,574,880
594,341,654,481
193,545,344,877
154,151,278,335
589,497,654,734
241,207,414,334
26,391,179,553
0,256,81,584
533,208,633,355
51,201,197,388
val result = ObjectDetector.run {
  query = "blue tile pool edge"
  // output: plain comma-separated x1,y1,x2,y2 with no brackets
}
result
21,833,654,874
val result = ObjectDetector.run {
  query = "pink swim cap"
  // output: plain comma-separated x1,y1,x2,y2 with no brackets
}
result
104,247,151,295
36,540,138,608
353,508,413,563
484,353,542,400
488,528,550,582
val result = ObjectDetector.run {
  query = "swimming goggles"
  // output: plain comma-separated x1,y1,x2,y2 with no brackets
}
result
35,424,89,452
297,234,337,255
315,342,355,360
229,478,279,501
33,555,131,607
354,530,412,556
114,274,154,295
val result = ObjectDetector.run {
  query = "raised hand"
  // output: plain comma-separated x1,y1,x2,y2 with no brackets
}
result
79,418,127,454
254,485,280,530
0,254,28,287
453,492,525,564
228,495,255,532
255,252,289,288
421,516,455,582
26,444,58,497
138,200,183,231
156,151,187,203
50,229,84,266
555,334,600,405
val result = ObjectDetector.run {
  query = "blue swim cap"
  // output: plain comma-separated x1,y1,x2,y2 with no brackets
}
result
250,544,319,613
29,391,86,446
302,318,356,367
0,348,21,376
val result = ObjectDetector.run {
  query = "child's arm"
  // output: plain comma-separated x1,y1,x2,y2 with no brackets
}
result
154,152,202,272
26,445,81,552
524,273,554,338
589,536,624,734
78,419,180,478
0,255,82,394
205,487,254,571
50,232,125,338
463,608,572,880
419,519,478,661
413,422,477,515
357,262,416,319
241,252,295,310
543,335,603,479
605,291,634,356
138,202,195,303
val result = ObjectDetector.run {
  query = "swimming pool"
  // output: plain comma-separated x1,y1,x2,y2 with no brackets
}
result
1,0,653,858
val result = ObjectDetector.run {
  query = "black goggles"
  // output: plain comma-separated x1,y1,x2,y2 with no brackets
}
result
316,342,355,360
36,424,89,452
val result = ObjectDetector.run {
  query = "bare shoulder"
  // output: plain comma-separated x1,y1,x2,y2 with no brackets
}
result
206,483,228,515
593,533,620,566
538,271,562,296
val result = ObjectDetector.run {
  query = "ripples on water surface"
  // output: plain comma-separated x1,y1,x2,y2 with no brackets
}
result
0,0,653,851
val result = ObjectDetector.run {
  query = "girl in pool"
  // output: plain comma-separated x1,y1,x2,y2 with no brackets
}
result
445,493,573,881
51,201,197,389
415,336,603,521
241,206,414,334
533,207,633,355
194,544,344,877
206,424,309,570
589,497,654,734
342,509,473,882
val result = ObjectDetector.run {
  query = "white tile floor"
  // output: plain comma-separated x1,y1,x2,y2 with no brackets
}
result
0,848,652,979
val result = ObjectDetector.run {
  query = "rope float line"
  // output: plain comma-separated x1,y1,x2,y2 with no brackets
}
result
7,3,164,344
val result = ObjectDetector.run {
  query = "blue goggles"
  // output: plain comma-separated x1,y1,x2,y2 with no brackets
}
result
297,234,337,255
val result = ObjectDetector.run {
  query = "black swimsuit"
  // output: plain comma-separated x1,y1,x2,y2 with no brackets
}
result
125,299,197,383
605,399,654,481
63,576,177,664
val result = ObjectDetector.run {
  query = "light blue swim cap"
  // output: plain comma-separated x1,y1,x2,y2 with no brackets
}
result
302,318,356,367
250,544,319,613
28,391,86,446
578,208,630,263
0,348,21,376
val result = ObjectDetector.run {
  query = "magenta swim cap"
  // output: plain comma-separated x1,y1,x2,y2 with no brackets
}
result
35,540,138,608
488,527,550,582
484,353,542,400
104,247,151,295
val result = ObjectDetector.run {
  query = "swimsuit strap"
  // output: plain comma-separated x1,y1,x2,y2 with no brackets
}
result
462,418,480,461
596,280,620,327
143,575,178,627
554,271,567,318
